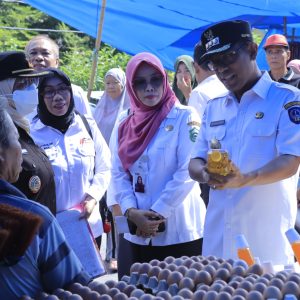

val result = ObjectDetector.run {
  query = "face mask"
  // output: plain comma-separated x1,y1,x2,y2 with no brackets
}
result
12,83,39,117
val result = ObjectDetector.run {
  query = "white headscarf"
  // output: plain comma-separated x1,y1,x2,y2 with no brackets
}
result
93,68,130,144
0,78,30,132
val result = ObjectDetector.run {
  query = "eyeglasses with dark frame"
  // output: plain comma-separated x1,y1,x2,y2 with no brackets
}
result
42,85,71,99
207,44,247,71
132,75,163,91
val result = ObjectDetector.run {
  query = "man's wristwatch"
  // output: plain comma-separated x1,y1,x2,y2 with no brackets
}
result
124,208,132,219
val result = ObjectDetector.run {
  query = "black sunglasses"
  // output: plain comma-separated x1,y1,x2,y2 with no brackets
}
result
133,75,163,91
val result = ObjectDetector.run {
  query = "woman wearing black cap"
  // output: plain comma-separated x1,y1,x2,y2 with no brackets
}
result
0,51,56,214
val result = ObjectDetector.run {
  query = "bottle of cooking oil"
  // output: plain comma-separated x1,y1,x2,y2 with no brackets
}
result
207,138,232,176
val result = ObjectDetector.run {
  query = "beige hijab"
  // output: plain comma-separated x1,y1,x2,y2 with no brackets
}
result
0,78,30,132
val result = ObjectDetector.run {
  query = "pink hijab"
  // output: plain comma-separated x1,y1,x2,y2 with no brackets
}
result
287,59,300,75
118,52,177,171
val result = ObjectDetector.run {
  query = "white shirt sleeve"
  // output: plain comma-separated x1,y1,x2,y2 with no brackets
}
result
72,84,92,116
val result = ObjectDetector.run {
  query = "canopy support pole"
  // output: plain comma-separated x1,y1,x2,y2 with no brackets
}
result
87,0,106,101
283,16,287,36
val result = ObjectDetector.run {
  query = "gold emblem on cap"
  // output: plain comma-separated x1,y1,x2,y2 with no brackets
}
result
255,112,264,119
28,175,41,194
165,125,174,131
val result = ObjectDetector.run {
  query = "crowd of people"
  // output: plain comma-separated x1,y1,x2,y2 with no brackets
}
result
1,19,300,299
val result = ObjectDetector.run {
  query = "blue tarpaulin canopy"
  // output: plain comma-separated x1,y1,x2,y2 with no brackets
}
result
23,0,300,70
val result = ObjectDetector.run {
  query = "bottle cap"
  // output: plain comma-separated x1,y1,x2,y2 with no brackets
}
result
254,257,261,265
285,228,300,244
235,234,249,248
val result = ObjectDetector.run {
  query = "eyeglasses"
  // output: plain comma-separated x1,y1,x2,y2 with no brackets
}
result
43,85,71,98
133,75,163,91
207,44,246,71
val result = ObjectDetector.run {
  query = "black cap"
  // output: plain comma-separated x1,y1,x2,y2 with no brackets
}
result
199,20,253,63
0,51,50,81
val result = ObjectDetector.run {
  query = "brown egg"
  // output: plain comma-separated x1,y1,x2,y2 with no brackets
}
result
52,288,66,298
219,262,233,273
214,268,231,282
166,263,177,272
263,286,282,299
158,269,172,281
246,290,263,300
231,266,246,278
164,256,175,264
217,258,226,264
261,273,274,281
139,294,154,300
139,263,152,275
246,264,263,277
171,296,184,300
233,288,248,298
149,259,160,266
203,290,218,300
226,258,235,266
287,273,300,285
69,282,84,294
156,291,172,300
252,282,267,294
231,296,246,300
77,286,92,298
182,258,194,268
196,284,210,292
99,295,112,300
233,260,249,269
43,296,59,300
191,262,205,271
128,298,138,300
173,257,184,266
209,260,221,269
231,275,244,283
201,259,210,266
88,291,102,300
221,285,235,295
228,280,240,289
191,255,202,262
239,280,253,292
207,255,217,261
255,277,269,286
105,280,117,288
216,292,232,300
113,293,128,300
281,281,300,298
178,277,195,291
158,261,168,269
203,265,216,277
177,288,194,299
167,271,183,285
130,289,145,298
244,276,256,284
269,278,284,290
107,288,120,298
123,285,136,297
195,270,213,286
176,265,188,276
275,271,288,282
185,268,198,280
130,262,142,274
59,291,73,298
192,290,206,300
67,295,84,300
148,266,161,278
213,279,227,286
115,281,128,292
209,283,223,293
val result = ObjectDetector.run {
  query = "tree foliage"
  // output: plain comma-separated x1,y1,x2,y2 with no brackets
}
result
0,1,131,91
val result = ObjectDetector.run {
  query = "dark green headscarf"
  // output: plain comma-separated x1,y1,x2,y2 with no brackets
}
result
172,55,198,105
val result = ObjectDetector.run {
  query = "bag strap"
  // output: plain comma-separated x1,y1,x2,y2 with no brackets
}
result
76,111,93,140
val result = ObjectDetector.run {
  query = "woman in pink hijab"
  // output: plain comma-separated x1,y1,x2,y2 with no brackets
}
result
108,52,206,278
287,59,300,75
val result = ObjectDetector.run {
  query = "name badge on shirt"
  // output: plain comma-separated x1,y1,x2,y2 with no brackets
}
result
210,120,225,127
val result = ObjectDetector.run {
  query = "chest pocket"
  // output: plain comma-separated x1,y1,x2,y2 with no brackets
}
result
247,121,277,137
207,125,226,142
78,138,95,157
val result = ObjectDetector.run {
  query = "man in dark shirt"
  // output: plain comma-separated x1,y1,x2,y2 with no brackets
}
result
264,34,300,88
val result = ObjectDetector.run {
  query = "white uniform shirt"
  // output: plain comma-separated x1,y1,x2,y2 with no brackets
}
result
191,71,300,265
72,84,92,116
188,74,227,120
108,103,206,246
30,114,111,237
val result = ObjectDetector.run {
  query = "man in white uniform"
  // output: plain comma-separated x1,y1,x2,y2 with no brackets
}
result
189,42,227,120
189,20,300,266
24,35,92,116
